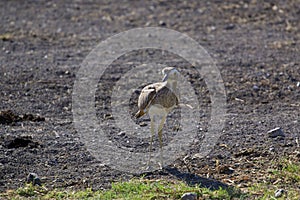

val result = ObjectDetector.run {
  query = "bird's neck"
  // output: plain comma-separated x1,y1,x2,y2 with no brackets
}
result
166,80,179,96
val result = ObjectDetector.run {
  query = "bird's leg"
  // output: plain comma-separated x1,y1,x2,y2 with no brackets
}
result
157,115,167,169
147,116,155,168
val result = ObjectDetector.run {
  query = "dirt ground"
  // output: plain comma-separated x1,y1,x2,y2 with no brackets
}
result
0,0,299,193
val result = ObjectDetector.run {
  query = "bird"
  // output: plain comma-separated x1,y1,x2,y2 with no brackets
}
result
135,67,180,168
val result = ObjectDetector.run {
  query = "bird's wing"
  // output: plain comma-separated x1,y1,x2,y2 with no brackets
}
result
137,83,161,111
152,86,178,108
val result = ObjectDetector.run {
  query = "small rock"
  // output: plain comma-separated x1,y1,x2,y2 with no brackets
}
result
117,131,125,136
218,165,234,174
27,173,41,186
269,146,275,152
268,127,285,138
297,82,300,87
274,189,286,198
272,5,278,11
104,113,113,120
192,153,203,159
253,85,259,91
181,192,197,200
208,26,216,32
159,20,166,26
139,122,147,127
225,24,235,30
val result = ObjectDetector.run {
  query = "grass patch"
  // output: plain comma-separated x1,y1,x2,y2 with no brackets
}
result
1,179,243,200
246,157,300,199
1,158,299,199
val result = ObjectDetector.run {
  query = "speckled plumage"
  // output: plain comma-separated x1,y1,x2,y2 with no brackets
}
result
135,67,180,168
135,81,178,118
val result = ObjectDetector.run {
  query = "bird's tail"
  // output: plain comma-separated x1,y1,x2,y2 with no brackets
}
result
135,110,145,118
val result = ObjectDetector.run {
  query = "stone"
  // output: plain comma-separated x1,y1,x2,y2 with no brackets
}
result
139,122,147,127
27,173,41,186
268,127,285,138
181,192,197,200
159,20,166,26
274,189,286,198
225,24,235,30
253,85,259,91
117,131,125,136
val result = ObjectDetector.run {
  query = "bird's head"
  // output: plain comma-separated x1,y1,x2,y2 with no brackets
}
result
162,67,179,82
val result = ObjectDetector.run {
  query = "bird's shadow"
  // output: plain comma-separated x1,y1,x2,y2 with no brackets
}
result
141,166,231,191
163,166,228,190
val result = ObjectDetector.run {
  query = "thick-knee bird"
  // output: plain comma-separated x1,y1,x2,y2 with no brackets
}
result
135,67,180,167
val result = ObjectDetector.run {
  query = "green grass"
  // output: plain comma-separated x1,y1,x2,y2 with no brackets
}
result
1,158,299,200
247,158,300,200
1,179,243,200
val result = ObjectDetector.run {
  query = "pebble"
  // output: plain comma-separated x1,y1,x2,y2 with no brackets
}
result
253,85,259,91
267,127,285,138
117,131,125,136
274,189,285,198
27,173,41,186
139,122,147,127
218,165,235,174
159,20,166,26
181,192,197,200
269,146,275,152
225,24,235,30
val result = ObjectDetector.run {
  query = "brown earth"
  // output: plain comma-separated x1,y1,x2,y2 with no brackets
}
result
0,0,299,194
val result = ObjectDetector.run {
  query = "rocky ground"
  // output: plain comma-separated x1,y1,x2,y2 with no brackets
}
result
0,0,299,194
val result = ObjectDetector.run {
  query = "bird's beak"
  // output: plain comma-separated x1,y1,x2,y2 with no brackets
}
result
162,74,168,82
